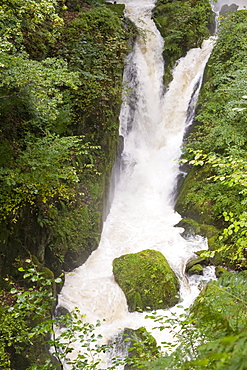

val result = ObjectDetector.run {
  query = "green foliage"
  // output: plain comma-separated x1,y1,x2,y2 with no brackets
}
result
153,0,213,85
0,0,134,281
0,2,137,365
56,7,134,140
123,327,160,370
186,11,247,156
0,134,99,221
0,305,28,370
0,0,63,54
43,310,113,370
145,308,204,370
187,272,247,369
0,261,124,370
146,271,247,370
0,260,55,369
0,53,80,133
177,11,247,269
192,272,247,335
1,262,163,370
181,149,247,268
0,54,80,125
2,261,247,370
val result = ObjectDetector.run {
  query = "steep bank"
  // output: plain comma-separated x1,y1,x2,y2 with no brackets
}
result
0,1,136,367
175,9,247,270
0,0,137,286
152,0,214,85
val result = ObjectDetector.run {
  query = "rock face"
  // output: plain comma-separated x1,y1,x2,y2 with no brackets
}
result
112,249,179,312
186,255,209,276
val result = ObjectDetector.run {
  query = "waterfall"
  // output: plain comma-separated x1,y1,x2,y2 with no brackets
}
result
57,0,216,366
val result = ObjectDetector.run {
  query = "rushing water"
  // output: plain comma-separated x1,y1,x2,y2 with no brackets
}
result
58,0,217,366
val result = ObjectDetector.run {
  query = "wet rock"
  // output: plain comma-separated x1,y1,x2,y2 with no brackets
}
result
220,4,238,16
123,327,159,370
187,264,204,275
186,256,209,271
55,306,70,328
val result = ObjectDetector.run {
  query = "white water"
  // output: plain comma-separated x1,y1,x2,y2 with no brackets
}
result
58,0,216,366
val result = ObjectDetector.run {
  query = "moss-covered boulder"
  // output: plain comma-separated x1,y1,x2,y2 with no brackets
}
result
123,327,159,370
175,167,216,226
113,249,179,312
176,218,219,240
187,264,204,276
176,216,237,269
176,218,226,267
186,255,209,276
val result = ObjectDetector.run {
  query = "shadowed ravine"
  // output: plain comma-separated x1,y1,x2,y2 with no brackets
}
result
58,0,217,366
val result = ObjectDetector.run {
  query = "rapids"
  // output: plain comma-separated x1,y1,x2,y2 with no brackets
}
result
57,0,219,367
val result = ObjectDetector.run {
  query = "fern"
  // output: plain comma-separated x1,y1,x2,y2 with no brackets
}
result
147,271,247,370
191,271,247,335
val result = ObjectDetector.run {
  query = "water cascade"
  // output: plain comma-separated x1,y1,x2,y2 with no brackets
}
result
58,0,217,366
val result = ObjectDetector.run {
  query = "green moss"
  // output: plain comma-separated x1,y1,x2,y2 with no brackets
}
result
186,256,209,271
175,166,217,225
152,0,214,85
105,3,125,17
113,249,179,312
176,217,220,257
177,218,236,268
177,217,219,239
123,327,159,370
187,264,204,276
215,266,228,278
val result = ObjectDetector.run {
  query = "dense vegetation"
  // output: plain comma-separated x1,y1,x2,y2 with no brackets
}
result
176,10,247,270
0,0,136,366
159,8,247,370
1,0,247,369
146,270,247,369
153,0,214,85
0,0,136,282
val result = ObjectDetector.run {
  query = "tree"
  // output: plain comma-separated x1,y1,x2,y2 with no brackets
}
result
0,260,122,370
0,0,63,54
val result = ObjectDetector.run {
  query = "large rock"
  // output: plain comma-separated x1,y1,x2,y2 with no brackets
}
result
112,249,179,312
123,327,159,370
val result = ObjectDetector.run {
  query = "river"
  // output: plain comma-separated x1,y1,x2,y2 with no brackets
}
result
57,0,233,367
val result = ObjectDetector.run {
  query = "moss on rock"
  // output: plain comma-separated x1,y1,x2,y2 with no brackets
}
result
152,0,214,85
186,256,209,270
105,3,125,17
215,266,228,278
176,218,219,240
187,264,204,276
113,249,179,312
123,327,159,370
176,217,236,269
175,166,217,226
